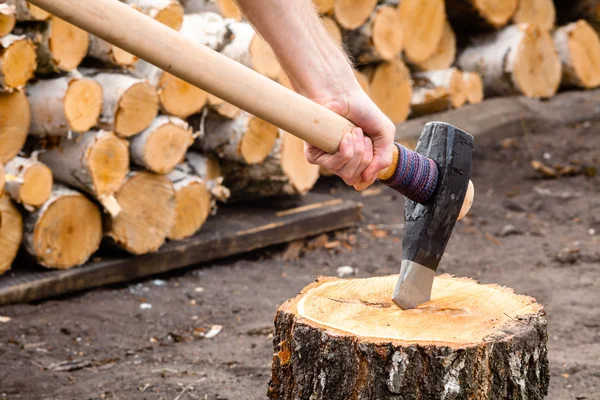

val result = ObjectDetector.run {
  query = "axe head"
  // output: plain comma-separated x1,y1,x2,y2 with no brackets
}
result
392,122,474,309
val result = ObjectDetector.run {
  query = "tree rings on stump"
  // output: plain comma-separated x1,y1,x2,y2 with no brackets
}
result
270,274,549,400
0,194,22,276
553,20,600,89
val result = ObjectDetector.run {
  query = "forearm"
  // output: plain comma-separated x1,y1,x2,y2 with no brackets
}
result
235,0,358,101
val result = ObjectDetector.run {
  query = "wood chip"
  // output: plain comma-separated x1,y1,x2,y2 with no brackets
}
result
283,240,304,261
530,160,558,178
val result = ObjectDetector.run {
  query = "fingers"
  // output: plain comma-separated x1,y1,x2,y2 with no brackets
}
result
335,128,365,186
361,120,395,185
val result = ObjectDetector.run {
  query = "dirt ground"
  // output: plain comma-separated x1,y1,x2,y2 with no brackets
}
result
0,118,598,400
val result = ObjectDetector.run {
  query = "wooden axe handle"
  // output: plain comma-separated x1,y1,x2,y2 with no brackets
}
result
27,0,354,154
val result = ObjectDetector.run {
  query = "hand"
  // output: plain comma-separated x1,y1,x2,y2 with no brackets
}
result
305,84,395,190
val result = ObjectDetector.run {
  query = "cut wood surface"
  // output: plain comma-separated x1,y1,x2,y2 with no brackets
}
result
206,94,242,119
458,24,562,98
39,130,130,217
167,164,212,240
104,171,176,255
462,71,484,104
365,59,412,123
192,111,279,165
4,156,53,207
0,5,16,37
512,0,556,31
16,17,87,73
333,0,377,30
314,0,334,15
412,68,466,116
412,20,456,72
345,5,403,63
553,20,600,89
89,72,159,137
6,0,50,21
0,90,30,163
221,21,281,79
180,0,241,20
322,16,342,48
126,0,184,30
88,35,137,68
269,274,549,399
446,0,519,31
0,35,36,90
0,194,22,276
130,115,193,174
27,75,103,137
0,163,4,195
397,0,445,64
23,185,103,269
222,131,319,202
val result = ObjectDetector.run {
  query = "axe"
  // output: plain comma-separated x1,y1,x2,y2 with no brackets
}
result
27,0,475,309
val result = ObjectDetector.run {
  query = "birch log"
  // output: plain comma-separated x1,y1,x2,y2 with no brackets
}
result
269,275,549,400
104,171,176,255
0,4,16,37
186,151,231,203
6,0,50,21
0,35,36,90
88,72,159,137
15,17,88,74
512,0,556,31
345,6,403,63
457,24,562,98
411,68,466,116
191,111,279,165
206,94,241,119
180,0,242,20
39,130,130,217
397,0,445,64
365,59,412,123
333,0,377,30
88,35,138,68
126,0,184,30
553,20,600,89
411,21,456,72
0,90,30,163
27,75,103,137
4,156,53,207
0,194,22,276
130,116,193,174
446,0,519,32
23,185,103,269
462,72,484,104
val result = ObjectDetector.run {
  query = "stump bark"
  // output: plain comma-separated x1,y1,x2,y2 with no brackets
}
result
0,194,22,276
269,274,550,400
0,90,30,163
4,156,53,208
553,20,600,89
0,34,36,90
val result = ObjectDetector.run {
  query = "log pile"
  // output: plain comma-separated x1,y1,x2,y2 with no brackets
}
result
0,0,598,275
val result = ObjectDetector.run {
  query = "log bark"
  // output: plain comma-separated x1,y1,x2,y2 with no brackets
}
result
179,12,231,51
4,156,53,208
397,0,445,63
221,21,281,79
269,274,550,400
23,184,103,269
104,170,176,255
344,5,403,63
126,0,184,30
15,17,88,74
191,110,279,165
0,35,36,90
38,130,130,217
411,68,466,116
86,71,159,137
186,151,231,203
457,24,562,98
130,115,193,174
27,74,103,137
88,35,138,68
411,21,456,72
512,0,556,31
222,130,319,202
553,20,600,89
446,0,519,32
0,90,30,163
364,59,412,123
0,194,22,276
0,5,16,37
333,0,377,30
166,164,213,240
462,71,484,104
179,0,242,20
6,0,50,21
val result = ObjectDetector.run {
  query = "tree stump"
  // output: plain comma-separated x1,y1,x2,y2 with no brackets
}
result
269,274,549,400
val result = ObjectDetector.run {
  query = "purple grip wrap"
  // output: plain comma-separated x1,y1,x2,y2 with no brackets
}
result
379,143,439,203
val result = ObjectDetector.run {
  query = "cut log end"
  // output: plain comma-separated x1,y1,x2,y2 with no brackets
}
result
154,3,185,30
314,0,335,15
108,171,175,255
0,195,22,276
399,0,445,63
6,160,53,207
555,20,600,89
371,6,403,61
27,188,102,269
115,82,159,137
414,21,456,72
0,163,4,195
49,18,89,71
512,0,556,31
367,59,412,123
135,118,193,174
463,72,484,104
87,132,130,197
26,3,50,21
0,9,15,37
217,0,242,20
281,132,320,194
159,73,208,118
333,0,377,30
112,46,137,67
0,90,30,163
249,35,281,80
240,116,280,164
64,79,103,133
474,0,519,28
270,274,549,399
2,37,37,89
168,179,211,241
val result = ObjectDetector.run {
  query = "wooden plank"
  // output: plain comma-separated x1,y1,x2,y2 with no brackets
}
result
0,193,362,306
396,89,600,147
